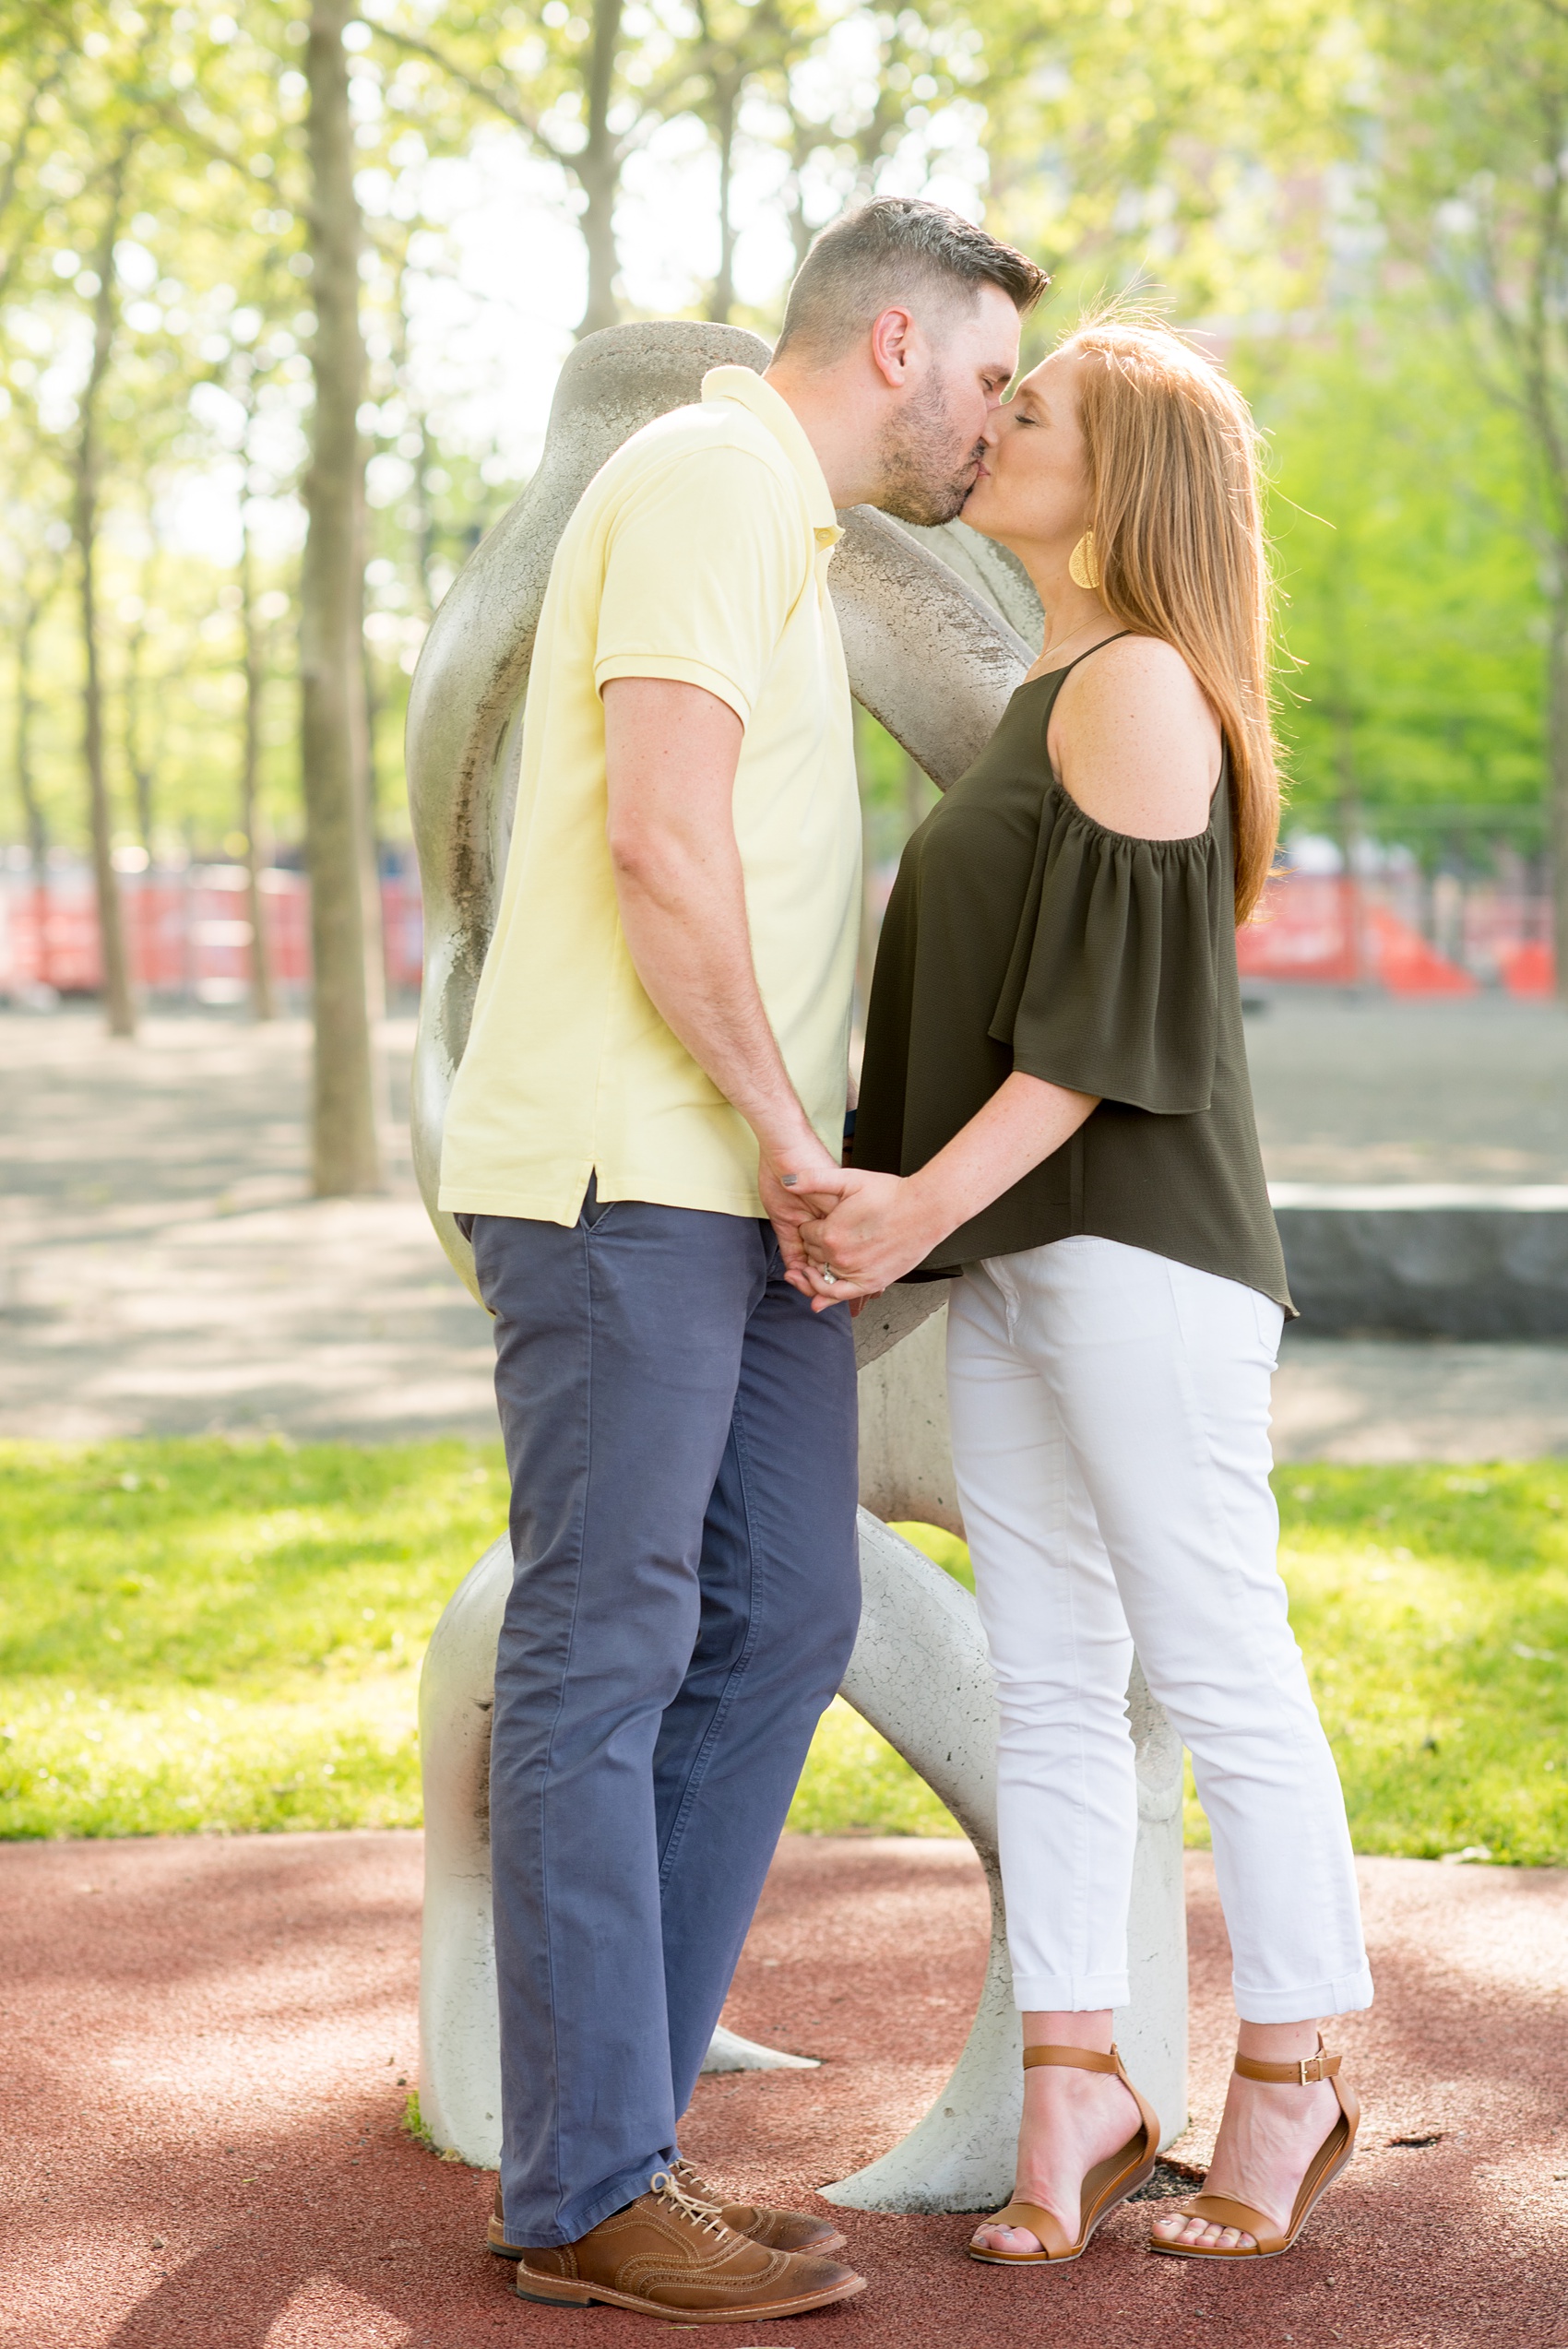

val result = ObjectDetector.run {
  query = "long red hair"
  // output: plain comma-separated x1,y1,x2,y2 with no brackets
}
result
1063,318,1282,922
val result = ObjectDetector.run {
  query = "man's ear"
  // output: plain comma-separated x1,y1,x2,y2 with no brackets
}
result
868,304,916,390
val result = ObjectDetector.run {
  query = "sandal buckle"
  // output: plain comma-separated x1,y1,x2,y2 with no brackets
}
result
1299,2054,1322,2083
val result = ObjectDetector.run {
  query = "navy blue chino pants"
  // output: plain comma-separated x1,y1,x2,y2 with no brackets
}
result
466,1194,861,2247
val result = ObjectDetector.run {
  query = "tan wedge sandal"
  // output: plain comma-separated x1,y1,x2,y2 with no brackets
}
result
1148,2037,1360,2261
968,2044,1160,2267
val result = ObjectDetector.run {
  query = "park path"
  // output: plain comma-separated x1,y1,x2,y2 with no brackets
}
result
0,1012,494,1444
1,1830,1564,2348
5,1002,1568,1457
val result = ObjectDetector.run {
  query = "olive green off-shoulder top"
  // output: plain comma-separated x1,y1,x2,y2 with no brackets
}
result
853,645,1292,1309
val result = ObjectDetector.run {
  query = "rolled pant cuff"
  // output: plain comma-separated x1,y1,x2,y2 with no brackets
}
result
1010,1971,1131,2013
1231,1963,1374,2025
507,2150,676,2252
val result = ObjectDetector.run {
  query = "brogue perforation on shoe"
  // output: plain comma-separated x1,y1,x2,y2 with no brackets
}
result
489,2157,846,2260
513,2171,865,2321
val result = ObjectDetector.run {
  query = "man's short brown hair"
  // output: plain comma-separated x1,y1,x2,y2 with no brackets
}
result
774,196,1048,361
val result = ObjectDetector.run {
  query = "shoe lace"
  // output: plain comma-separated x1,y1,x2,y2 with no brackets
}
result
671,2157,721,2208
649,2170,733,2241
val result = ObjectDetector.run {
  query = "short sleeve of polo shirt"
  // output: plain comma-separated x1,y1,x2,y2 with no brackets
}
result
594,443,806,727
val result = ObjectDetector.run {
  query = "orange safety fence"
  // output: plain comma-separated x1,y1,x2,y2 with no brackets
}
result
1236,872,1555,998
1,863,1557,1004
0,866,423,1003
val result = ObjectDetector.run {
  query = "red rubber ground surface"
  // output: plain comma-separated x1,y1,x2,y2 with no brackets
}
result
3,1831,1565,2348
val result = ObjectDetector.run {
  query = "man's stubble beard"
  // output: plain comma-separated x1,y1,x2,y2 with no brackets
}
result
873,372,988,528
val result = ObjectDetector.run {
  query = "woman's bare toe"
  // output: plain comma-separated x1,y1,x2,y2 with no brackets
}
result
969,2221,1044,2257
1150,2212,1254,2250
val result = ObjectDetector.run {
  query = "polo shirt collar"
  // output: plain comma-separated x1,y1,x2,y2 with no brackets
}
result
702,365,842,549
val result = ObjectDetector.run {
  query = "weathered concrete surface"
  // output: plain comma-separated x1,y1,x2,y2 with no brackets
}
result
3,1828,1564,2349
1274,1185,1568,1337
858,1303,959,1531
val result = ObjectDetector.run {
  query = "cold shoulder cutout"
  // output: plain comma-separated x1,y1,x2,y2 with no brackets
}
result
853,658,1290,1310
990,776,1225,1117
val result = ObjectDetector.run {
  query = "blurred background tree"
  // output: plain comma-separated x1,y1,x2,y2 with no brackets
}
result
1368,0,1568,971
3,0,1566,1145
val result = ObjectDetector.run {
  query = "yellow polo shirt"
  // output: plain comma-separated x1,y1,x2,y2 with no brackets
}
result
438,367,861,1225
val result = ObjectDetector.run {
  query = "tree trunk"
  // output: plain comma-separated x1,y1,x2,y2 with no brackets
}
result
125,611,153,850
354,477,386,1032
14,591,51,991
1550,588,1568,1002
301,0,381,1193
390,251,440,614
575,0,624,335
416,409,440,611
74,148,136,1038
238,513,275,1022
1333,698,1369,991
782,112,818,276
707,77,738,324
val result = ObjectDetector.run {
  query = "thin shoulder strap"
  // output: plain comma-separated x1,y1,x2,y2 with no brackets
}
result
1052,629,1132,684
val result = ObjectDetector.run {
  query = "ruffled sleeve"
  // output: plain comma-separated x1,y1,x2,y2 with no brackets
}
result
987,782,1226,1115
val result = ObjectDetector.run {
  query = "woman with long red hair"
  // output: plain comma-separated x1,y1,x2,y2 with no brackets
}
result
792,318,1370,2269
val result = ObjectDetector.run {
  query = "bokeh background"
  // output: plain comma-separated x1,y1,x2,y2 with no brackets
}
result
1,2,1565,1871
2,0,1563,1036
6,21,1568,2343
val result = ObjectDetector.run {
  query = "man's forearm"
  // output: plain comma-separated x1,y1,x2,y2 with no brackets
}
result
602,673,838,1180
612,836,822,1167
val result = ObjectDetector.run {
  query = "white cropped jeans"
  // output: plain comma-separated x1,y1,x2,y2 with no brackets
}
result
947,1236,1372,2026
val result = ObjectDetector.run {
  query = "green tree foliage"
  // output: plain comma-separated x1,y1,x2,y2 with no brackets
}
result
1369,0,1568,962
364,0,677,337
0,0,1563,938
1255,326,1547,843
0,5,321,859
979,0,1367,332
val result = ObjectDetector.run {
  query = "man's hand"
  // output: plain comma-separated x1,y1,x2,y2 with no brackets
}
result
757,1145,849,1274
790,1073,1100,1310
791,1169,943,1310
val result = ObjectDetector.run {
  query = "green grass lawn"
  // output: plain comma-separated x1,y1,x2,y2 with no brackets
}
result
1,1441,1564,1861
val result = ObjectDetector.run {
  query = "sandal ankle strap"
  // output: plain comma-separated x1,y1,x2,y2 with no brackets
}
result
1023,2043,1122,2074
1235,2041,1341,2085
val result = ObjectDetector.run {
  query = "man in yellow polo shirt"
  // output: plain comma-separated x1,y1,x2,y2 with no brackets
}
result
440,197,1045,2324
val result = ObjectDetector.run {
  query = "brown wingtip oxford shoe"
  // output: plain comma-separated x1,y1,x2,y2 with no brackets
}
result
513,2170,866,2322
488,2156,847,2260
669,2156,848,2255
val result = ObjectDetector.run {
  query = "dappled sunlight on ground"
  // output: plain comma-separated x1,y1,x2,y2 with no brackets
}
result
1,1831,1564,2347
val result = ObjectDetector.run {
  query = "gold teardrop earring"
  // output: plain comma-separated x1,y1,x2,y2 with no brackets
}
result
1068,529,1100,591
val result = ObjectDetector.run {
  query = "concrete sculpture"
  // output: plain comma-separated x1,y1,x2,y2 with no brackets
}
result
407,321,1188,2210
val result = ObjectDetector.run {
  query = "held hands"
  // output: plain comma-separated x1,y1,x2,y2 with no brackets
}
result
790,1169,941,1312
756,1124,944,1312
766,1074,1088,1312
756,1142,849,1279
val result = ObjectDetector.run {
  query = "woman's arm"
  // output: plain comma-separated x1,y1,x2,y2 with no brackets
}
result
791,1070,1097,1306
795,637,1219,1307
